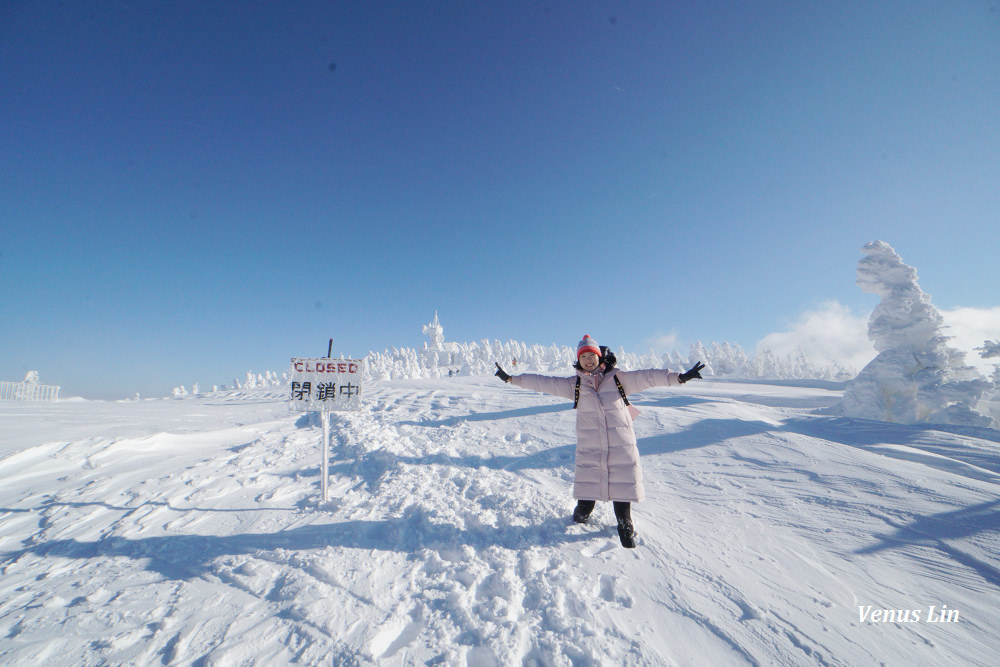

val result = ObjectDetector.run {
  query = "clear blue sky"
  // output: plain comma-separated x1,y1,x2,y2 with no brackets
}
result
2,1,998,399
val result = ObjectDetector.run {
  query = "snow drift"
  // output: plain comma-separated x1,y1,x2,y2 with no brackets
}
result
2,376,999,664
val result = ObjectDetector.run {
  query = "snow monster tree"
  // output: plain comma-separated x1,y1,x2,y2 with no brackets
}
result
840,241,994,428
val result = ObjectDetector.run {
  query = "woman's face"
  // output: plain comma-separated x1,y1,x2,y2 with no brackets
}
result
579,352,601,372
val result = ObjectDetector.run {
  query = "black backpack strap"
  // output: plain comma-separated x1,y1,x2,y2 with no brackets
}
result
614,375,630,406
576,374,629,408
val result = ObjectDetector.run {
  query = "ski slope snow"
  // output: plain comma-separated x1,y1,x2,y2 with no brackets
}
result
1,376,998,665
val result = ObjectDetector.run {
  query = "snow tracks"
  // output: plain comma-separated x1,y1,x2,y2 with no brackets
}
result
0,380,660,665
2,378,999,665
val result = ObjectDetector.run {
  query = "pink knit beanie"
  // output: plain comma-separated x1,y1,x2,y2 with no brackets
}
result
576,334,601,359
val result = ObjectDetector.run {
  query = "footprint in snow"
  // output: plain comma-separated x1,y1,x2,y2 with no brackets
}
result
580,540,618,558
597,574,634,607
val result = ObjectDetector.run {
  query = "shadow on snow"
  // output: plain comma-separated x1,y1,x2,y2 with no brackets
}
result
855,500,1000,590
781,416,1000,483
0,515,592,582
397,402,571,427
637,418,775,456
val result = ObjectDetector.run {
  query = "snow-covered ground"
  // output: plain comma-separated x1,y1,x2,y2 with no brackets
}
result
1,376,998,665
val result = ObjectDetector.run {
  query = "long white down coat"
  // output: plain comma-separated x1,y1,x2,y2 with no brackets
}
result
510,367,681,502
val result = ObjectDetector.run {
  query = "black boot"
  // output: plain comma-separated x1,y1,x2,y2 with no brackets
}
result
573,500,595,523
613,501,636,548
617,517,636,548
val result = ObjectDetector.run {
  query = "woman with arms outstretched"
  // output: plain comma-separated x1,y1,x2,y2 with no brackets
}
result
495,335,704,548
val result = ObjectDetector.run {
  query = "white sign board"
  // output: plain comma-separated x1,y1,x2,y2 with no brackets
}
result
289,358,364,412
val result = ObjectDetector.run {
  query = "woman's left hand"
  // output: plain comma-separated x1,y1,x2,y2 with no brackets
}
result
679,361,705,383
494,363,512,382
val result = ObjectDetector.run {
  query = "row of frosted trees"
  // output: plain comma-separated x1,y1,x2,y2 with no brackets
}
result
173,340,855,398
172,370,285,398
172,340,861,398
363,339,858,382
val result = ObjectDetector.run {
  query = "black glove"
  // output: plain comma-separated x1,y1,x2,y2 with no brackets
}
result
494,362,511,382
679,361,705,383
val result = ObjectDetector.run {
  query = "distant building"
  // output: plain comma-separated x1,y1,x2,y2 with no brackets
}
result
422,312,459,366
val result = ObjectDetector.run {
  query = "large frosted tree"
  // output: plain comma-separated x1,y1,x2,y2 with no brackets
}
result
840,241,994,428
